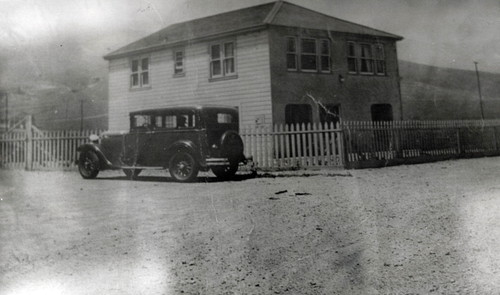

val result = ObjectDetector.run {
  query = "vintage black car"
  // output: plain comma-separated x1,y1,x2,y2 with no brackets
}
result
77,105,249,182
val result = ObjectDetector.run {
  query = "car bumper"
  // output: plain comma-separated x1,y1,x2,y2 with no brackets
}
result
205,155,253,167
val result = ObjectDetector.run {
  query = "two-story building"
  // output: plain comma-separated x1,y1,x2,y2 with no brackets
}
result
104,1,403,130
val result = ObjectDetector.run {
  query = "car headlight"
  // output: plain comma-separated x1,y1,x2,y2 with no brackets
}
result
89,134,99,143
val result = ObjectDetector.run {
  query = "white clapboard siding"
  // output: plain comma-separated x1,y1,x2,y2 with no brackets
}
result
108,30,272,131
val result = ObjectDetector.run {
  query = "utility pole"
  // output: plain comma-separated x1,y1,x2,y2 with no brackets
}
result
80,99,84,132
473,61,485,120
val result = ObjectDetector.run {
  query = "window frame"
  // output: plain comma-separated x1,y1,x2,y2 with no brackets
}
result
300,38,318,72
374,43,386,76
130,56,150,89
285,37,331,73
347,41,358,74
209,40,237,80
347,41,387,76
319,39,331,73
173,49,185,77
286,37,298,71
359,43,374,75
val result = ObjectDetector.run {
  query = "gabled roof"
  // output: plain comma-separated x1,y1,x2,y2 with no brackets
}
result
104,1,403,60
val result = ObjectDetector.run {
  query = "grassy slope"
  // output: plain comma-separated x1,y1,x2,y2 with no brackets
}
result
399,60,500,120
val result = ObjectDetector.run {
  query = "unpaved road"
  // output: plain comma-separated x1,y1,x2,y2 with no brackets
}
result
1,157,499,294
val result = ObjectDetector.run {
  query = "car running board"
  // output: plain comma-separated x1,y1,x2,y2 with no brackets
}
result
120,166,164,170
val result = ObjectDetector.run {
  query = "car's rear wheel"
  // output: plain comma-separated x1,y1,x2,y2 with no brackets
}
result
169,152,199,182
78,150,100,179
212,161,238,180
123,169,141,180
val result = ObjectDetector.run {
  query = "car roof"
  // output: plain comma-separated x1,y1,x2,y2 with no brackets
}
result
129,105,238,116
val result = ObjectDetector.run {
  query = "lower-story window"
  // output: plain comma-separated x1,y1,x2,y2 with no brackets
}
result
319,104,340,125
285,104,312,125
371,104,393,121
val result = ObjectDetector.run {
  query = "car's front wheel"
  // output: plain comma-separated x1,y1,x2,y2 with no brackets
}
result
78,150,100,179
212,162,238,180
169,152,199,182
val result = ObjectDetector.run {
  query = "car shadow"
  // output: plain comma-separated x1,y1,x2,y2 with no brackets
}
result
98,171,258,183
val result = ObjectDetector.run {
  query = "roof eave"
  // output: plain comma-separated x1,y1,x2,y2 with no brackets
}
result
103,24,268,60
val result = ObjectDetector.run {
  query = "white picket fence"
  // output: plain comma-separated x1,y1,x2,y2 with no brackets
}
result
240,122,344,169
3,116,500,171
0,116,104,170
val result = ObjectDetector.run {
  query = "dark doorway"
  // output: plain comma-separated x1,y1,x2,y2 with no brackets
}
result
319,104,340,125
285,104,312,125
371,104,393,121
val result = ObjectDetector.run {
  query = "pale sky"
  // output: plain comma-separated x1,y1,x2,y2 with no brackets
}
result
1,0,500,79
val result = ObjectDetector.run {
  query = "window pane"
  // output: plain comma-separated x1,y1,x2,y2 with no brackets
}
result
376,61,386,75
175,51,183,61
224,42,234,57
141,58,149,70
165,115,177,128
375,44,385,59
301,39,316,54
320,40,330,55
141,72,149,85
131,73,139,86
287,54,297,70
211,44,221,59
361,59,373,73
348,58,357,73
321,56,330,72
154,116,163,128
301,55,317,70
177,115,189,127
175,51,184,74
211,60,221,76
287,37,296,52
131,60,139,72
224,58,234,74
135,115,151,127
217,113,233,123
360,44,372,58
347,42,356,57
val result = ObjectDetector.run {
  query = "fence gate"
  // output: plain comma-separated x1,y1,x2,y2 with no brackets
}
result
0,116,103,170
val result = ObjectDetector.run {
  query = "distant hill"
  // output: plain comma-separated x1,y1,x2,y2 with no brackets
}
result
2,58,499,131
1,77,108,130
399,60,500,120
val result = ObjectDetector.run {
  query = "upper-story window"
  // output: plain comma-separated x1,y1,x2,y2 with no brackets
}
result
286,37,298,71
374,44,386,75
210,41,236,79
174,49,185,76
360,43,374,74
347,42,358,74
347,42,386,76
286,37,330,73
130,57,149,88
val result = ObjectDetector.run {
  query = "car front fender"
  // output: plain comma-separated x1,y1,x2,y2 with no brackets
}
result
76,143,114,169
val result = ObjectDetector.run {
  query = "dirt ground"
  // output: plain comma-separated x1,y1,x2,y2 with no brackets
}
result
0,157,499,294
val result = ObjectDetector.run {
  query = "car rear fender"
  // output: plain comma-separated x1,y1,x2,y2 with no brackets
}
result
76,143,114,169
167,140,204,166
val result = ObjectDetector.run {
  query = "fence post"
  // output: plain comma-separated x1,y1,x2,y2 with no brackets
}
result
25,115,33,171
456,125,461,155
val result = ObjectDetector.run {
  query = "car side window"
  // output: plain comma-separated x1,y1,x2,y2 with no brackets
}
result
153,115,163,128
165,115,177,128
132,115,152,129
176,113,196,128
